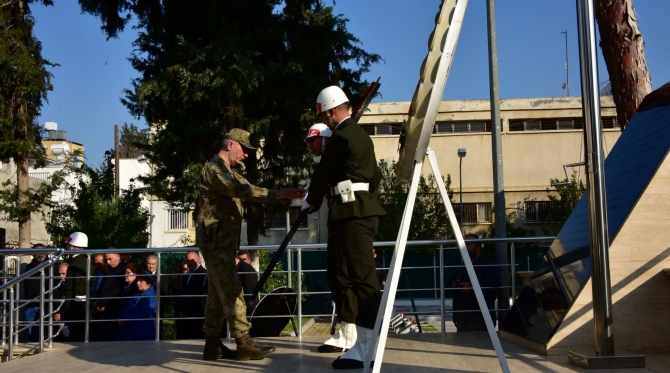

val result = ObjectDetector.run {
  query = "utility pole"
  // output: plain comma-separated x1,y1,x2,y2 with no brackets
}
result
114,124,120,199
561,30,570,96
486,0,508,319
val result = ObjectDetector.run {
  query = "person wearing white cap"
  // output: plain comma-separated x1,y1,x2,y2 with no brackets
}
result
60,232,90,341
303,86,387,369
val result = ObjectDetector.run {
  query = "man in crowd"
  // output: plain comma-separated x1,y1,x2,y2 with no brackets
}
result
302,86,387,369
451,234,501,332
236,250,251,265
196,128,303,361
235,252,259,313
60,232,90,341
176,251,207,339
89,253,108,341
145,255,158,275
93,253,126,340
22,244,47,342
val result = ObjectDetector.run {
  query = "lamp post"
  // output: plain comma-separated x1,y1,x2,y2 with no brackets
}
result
457,148,467,227
137,155,153,248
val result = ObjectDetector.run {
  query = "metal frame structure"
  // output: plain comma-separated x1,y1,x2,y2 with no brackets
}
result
365,149,510,373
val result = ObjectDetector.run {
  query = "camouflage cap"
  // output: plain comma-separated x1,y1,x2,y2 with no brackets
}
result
224,128,256,150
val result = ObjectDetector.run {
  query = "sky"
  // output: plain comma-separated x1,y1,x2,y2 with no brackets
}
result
31,1,670,166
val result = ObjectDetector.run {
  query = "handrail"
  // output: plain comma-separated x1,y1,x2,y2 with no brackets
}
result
1,237,554,347
0,249,65,292
1,248,65,361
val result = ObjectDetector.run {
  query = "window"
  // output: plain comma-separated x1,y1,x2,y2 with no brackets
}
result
460,203,492,224
434,121,491,134
167,209,190,231
525,201,551,223
264,206,308,229
375,125,392,135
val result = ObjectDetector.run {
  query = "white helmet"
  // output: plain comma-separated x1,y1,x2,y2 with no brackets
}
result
305,123,332,140
316,86,349,114
66,232,88,248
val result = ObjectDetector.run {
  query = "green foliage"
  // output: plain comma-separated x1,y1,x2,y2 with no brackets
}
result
79,0,382,245
46,152,151,248
257,249,307,299
119,122,150,159
542,172,585,235
376,159,455,255
0,1,56,237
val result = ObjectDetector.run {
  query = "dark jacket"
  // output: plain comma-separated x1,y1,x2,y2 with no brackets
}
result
24,260,46,308
179,266,207,317
306,117,386,222
118,286,156,341
61,253,90,316
451,256,501,331
96,262,127,319
236,261,259,311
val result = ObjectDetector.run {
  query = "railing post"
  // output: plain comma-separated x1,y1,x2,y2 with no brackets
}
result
155,251,162,341
2,255,7,346
439,245,445,334
85,253,91,343
287,248,292,288
39,270,45,353
297,248,302,338
510,242,516,303
14,257,20,345
8,287,14,361
48,259,54,348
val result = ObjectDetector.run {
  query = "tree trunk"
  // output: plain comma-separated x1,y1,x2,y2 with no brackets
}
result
16,153,31,248
595,0,652,130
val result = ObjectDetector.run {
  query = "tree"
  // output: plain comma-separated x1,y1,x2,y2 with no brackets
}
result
0,0,55,247
376,159,455,252
118,122,150,159
47,152,151,248
542,172,585,236
595,0,652,130
78,0,381,245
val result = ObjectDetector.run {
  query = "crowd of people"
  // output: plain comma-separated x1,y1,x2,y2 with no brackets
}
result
19,234,263,344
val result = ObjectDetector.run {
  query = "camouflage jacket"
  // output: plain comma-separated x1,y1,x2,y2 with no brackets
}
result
196,155,277,249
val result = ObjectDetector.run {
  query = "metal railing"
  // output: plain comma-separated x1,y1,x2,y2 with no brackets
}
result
0,236,553,352
1,248,65,361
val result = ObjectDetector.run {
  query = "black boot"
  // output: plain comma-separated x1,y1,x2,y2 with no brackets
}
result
235,334,275,361
203,336,237,360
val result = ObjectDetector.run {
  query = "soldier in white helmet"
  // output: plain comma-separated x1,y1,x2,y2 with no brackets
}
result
305,123,332,156
305,122,358,354
303,86,387,369
60,232,91,341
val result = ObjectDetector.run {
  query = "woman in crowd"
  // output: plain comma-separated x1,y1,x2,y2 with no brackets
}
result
119,263,143,310
118,274,156,340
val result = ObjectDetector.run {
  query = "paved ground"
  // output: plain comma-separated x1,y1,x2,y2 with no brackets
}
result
3,334,669,372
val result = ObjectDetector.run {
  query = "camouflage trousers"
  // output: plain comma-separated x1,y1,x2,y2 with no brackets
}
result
199,245,251,338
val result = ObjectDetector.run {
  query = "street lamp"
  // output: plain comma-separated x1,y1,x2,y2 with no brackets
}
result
137,155,153,248
457,148,467,227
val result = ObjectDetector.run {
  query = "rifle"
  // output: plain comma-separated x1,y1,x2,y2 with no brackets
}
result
251,78,382,300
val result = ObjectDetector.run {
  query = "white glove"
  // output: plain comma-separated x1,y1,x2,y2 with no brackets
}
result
301,193,311,211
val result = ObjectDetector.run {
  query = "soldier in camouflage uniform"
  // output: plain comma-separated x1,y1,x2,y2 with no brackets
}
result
196,128,303,361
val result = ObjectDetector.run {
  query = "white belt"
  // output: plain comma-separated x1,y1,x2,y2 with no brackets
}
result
331,181,369,203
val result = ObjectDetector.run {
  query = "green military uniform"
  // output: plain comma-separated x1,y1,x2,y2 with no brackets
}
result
306,117,387,329
196,154,277,338
61,253,90,341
